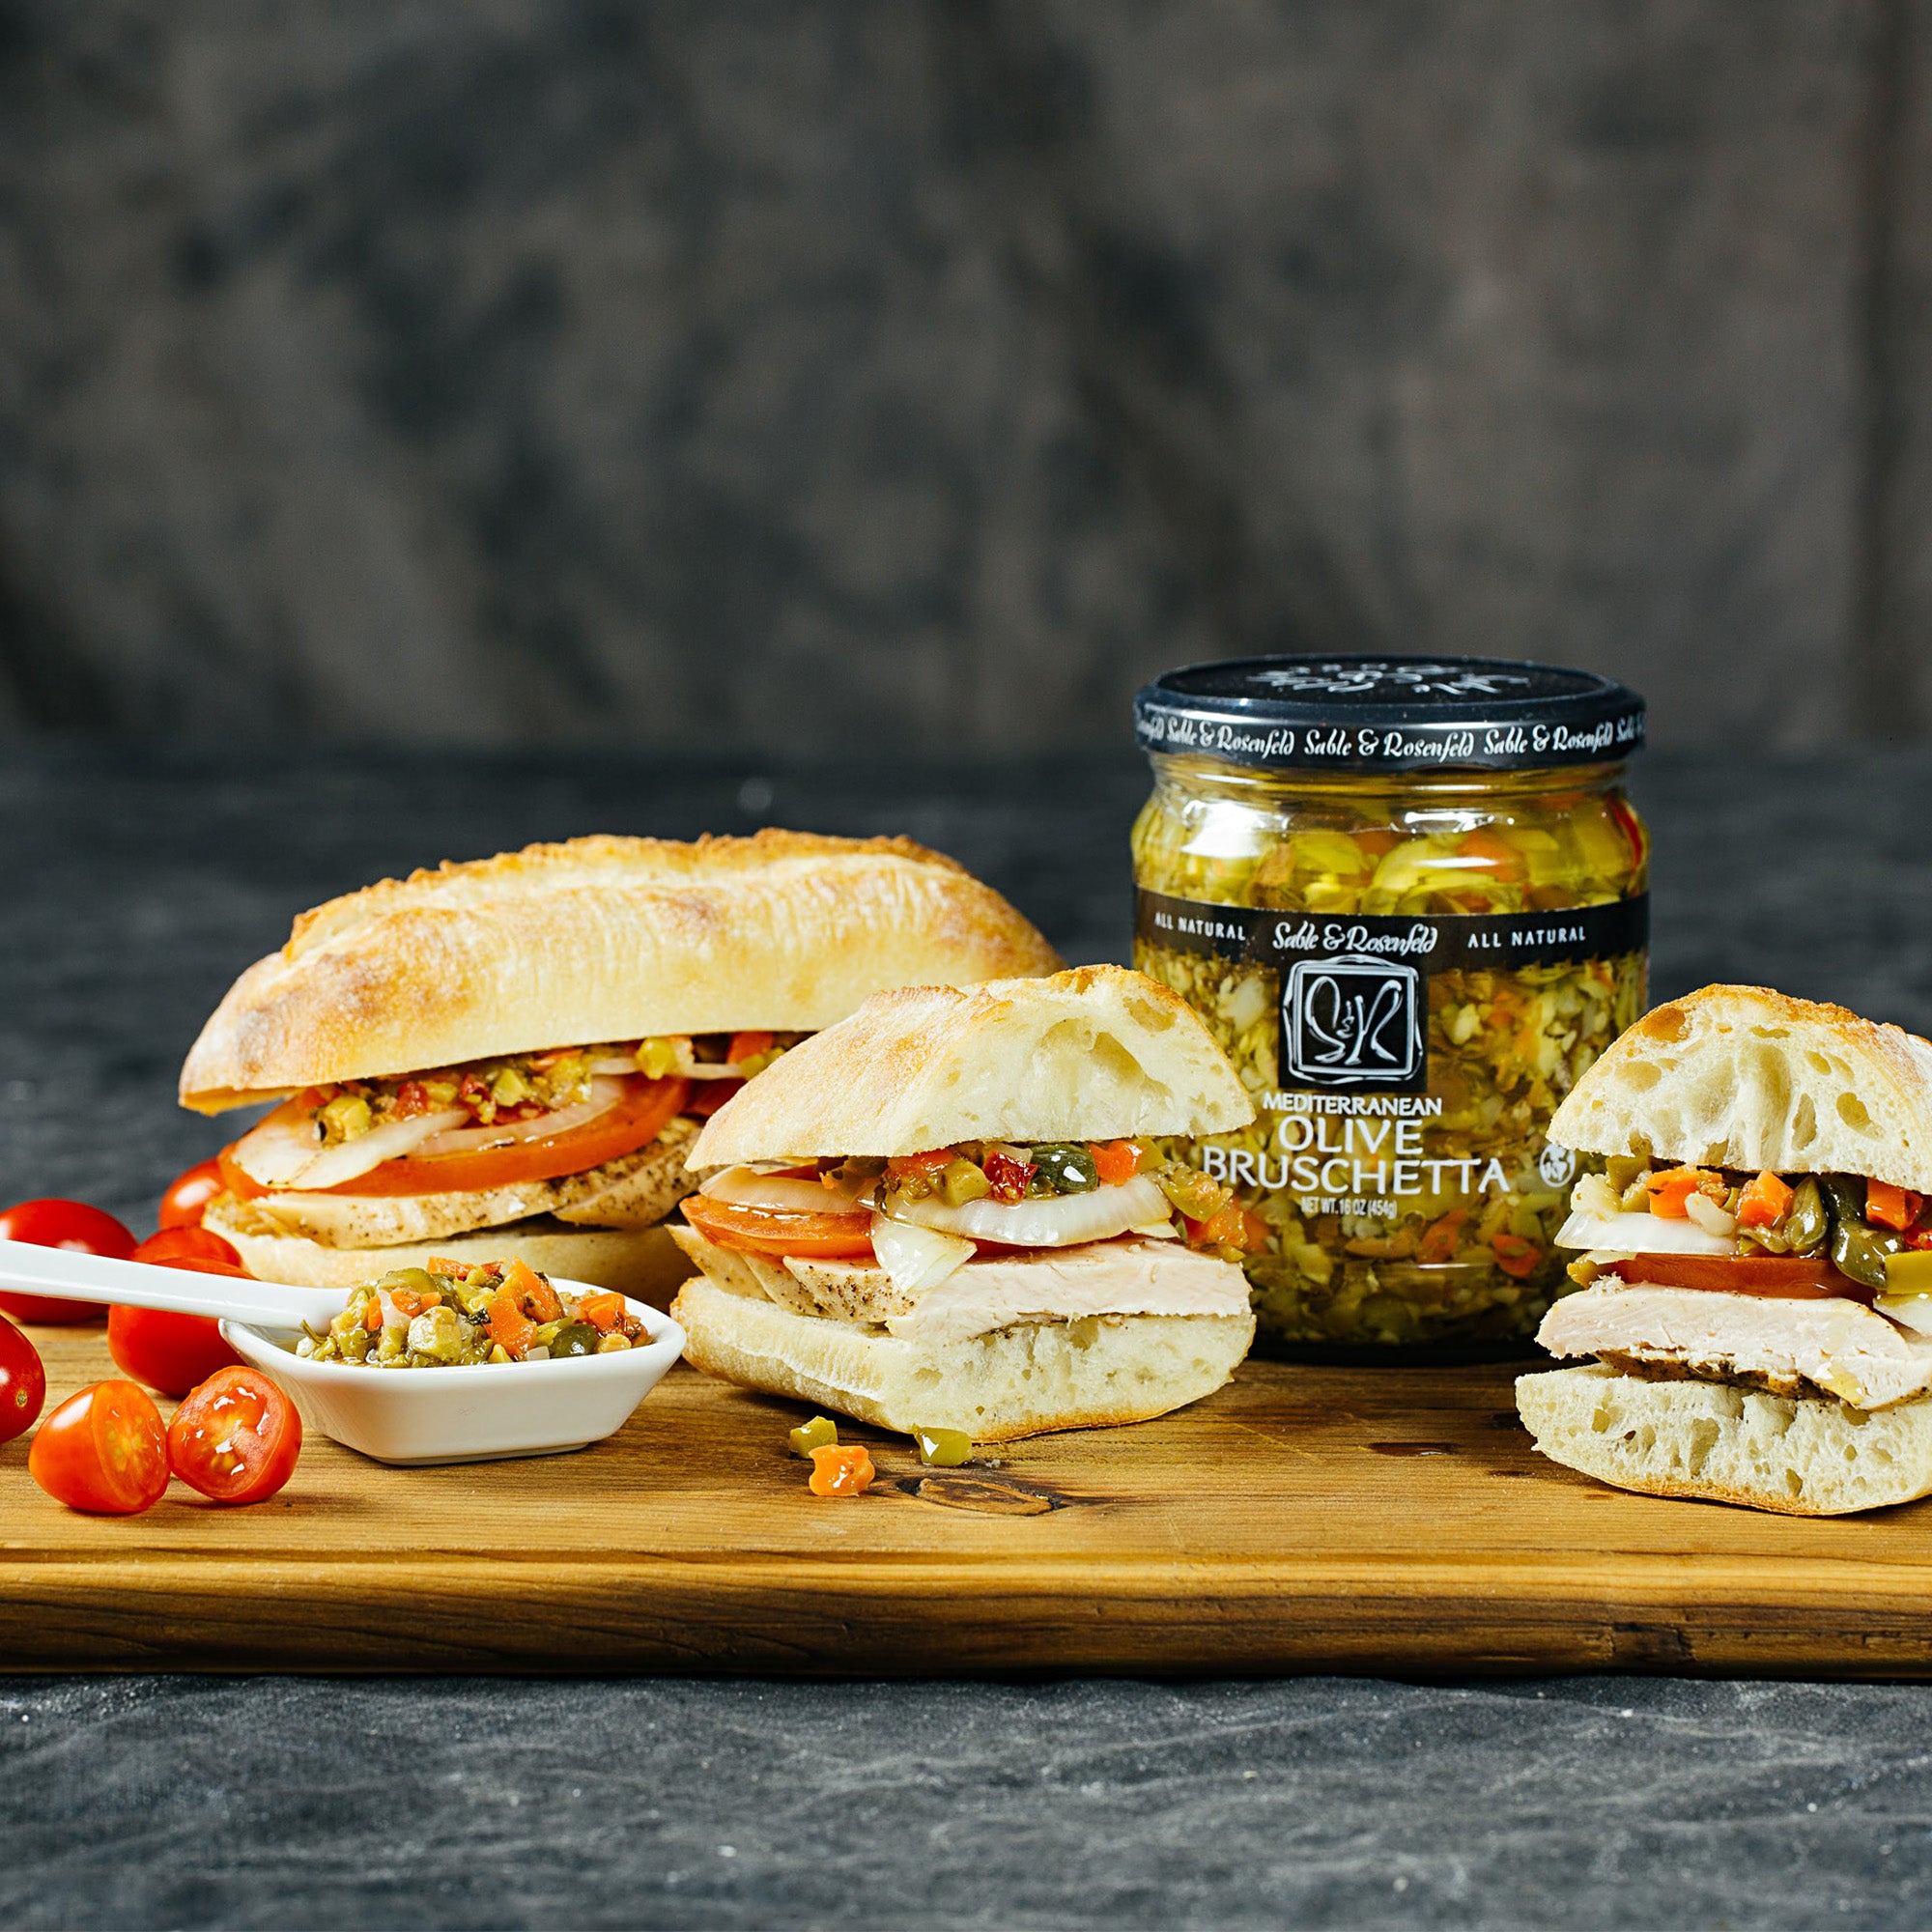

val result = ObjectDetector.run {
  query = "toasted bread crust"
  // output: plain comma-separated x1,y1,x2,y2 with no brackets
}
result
1548,982,1932,1191
688,963,1255,1163
181,831,1062,1109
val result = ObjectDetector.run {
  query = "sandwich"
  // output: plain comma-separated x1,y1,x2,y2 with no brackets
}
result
1517,982,1932,1514
668,963,1261,1441
183,831,1062,1300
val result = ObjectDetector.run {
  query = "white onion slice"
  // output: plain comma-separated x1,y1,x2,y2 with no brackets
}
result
699,1164,871,1213
894,1174,1169,1249
869,1211,975,1297
1878,1293,1932,1337
411,1078,628,1157
1554,1208,1734,1256
231,1100,470,1190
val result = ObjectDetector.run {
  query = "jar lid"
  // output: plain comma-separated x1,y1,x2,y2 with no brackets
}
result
1134,654,1644,773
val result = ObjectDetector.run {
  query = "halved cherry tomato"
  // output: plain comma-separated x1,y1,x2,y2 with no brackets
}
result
1602,1254,1868,1300
681,1191,876,1259
108,1305,244,1397
220,1076,690,1200
29,1379,170,1514
0,1199,137,1323
157,1158,225,1230
166,1367,301,1505
0,1315,45,1444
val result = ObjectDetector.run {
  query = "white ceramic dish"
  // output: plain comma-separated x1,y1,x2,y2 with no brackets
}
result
0,1239,686,1466
222,1295,684,1465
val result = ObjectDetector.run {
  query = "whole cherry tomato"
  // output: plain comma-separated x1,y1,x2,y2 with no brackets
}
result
29,1378,170,1514
167,1367,301,1505
0,1199,137,1323
131,1226,243,1271
108,1305,243,1398
0,1314,46,1444
157,1159,224,1231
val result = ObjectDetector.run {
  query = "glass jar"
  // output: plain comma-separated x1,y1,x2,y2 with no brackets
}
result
1131,656,1649,1361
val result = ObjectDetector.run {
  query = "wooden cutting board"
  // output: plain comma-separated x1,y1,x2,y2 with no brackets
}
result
8,1324,1932,1677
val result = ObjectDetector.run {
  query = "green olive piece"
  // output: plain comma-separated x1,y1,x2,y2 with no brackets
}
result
913,1427,973,1467
1783,1177,1829,1256
940,1157,993,1207
1885,1251,1932,1293
1030,1144,1099,1194
379,1267,441,1298
549,1321,599,1359
788,1415,838,1459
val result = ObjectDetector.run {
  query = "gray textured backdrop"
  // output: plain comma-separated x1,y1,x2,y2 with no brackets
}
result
0,1,1923,750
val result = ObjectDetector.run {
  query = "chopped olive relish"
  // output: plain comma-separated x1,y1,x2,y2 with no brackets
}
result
306,1032,802,1145
1567,1160,1932,1293
296,1257,648,1367
820,1139,1267,1262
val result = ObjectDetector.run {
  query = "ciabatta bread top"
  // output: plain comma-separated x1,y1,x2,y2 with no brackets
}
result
181,830,1062,1111
687,964,1255,1164
1548,982,1932,1192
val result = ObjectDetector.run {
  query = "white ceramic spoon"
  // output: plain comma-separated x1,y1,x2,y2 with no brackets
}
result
0,1238,687,1466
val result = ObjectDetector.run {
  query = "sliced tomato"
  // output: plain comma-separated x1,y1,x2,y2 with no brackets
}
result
29,1379,170,1514
167,1367,301,1505
1602,1254,1869,1300
221,1076,690,1200
681,1191,876,1259
685,1079,742,1119
157,1159,225,1230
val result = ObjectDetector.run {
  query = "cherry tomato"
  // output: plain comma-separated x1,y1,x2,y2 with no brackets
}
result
157,1158,224,1230
131,1226,243,1270
0,1314,45,1444
28,1378,169,1514
167,1367,301,1505
0,1199,136,1323
108,1305,243,1398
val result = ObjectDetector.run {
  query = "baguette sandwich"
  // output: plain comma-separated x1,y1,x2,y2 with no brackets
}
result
669,963,1261,1441
183,831,1061,1300
1517,983,1932,1514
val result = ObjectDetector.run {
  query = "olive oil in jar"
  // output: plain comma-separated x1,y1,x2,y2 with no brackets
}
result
1131,656,1649,1362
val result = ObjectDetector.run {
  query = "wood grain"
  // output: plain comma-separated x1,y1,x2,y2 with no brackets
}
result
9,1325,1932,1677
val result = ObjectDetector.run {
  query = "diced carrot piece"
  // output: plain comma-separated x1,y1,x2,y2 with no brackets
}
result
500,1257,562,1322
425,1256,469,1278
1190,1205,1268,1253
389,1288,424,1319
1456,829,1527,884
486,1290,538,1360
362,1299,383,1333
1646,1167,1724,1218
808,1444,875,1497
1867,1179,1923,1232
579,1293,626,1334
1418,1208,1469,1264
727,1031,775,1065
1089,1140,1145,1186
1490,1234,1543,1279
1736,1172,1795,1230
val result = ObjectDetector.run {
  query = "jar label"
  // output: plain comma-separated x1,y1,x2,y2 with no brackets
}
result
1136,889,1647,1095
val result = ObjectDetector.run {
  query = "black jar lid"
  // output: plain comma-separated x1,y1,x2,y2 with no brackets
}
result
1134,654,1644,773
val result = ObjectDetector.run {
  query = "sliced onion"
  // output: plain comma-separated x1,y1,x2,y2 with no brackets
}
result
869,1211,975,1297
589,1056,644,1077
894,1174,1170,1249
411,1077,629,1157
1130,1220,1181,1240
699,1164,870,1213
1878,1293,1932,1336
231,1100,470,1190
1555,1208,1734,1256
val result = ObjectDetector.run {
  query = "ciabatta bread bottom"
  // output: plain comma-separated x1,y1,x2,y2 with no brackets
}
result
1517,1363,1932,1516
670,1272,1253,1441
207,1208,696,1309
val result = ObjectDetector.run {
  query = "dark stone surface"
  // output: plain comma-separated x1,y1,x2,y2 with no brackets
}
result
7,744,1932,1928
0,4,1890,747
